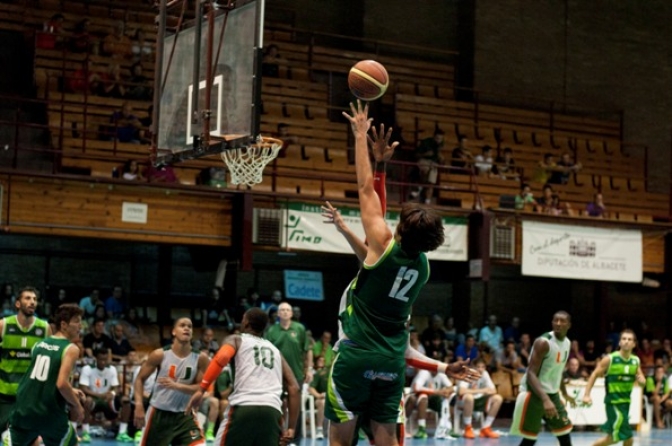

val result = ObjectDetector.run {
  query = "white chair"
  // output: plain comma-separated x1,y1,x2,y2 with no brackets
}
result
301,383,316,438
453,397,483,434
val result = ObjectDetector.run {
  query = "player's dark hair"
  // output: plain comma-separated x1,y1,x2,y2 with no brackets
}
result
93,317,106,325
554,310,571,322
397,202,445,255
17,286,39,300
620,328,636,341
93,348,108,358
466,334,475,340
53,304,83,330
245,308,268,334
173,317,192,328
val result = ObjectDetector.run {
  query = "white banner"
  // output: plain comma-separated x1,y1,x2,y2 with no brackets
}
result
522,221,642,282
281,203,468,261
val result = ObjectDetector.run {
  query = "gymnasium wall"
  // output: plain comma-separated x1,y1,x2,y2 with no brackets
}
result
474,0,672,191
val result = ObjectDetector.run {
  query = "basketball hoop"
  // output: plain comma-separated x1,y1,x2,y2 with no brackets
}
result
221,136,283,186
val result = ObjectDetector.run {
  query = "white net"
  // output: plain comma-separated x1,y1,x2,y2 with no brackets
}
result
221,138,282,186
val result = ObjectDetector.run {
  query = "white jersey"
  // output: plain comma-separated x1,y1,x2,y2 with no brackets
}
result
458,370,495,400
150,347,200,412
79,364,119,394
228,334,283,411
520,331,570,394
412,369,452,392
130,364,157,400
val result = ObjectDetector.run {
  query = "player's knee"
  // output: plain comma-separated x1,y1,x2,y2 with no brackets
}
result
463,394,474,402
492,394,503,403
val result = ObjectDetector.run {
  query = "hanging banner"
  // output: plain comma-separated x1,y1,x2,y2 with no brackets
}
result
281,203,468,261
522,220,642,282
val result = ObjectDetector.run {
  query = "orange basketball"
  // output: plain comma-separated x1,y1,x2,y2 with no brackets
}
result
348,60,389,101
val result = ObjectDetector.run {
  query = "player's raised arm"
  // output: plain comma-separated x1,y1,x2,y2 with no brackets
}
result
342,100,393,260
322,201,368,262
133,348,163,428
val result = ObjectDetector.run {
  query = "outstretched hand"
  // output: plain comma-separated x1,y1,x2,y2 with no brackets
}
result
342,100,372,137
321,201,348,235
368,123,399,163
445,359,481,383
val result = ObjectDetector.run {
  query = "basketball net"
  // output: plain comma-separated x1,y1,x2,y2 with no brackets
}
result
220,136,282,186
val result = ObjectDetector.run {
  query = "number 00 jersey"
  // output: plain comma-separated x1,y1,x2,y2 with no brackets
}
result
341,239,429,357
228,334,282,411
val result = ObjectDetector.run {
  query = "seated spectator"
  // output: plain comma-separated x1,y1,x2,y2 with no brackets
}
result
444,316,458,349
121,159,145,181
515,183,537,211
569,340,585,364
408,369,455,439
474,145,494,176
549,152,582,185
451,136,473,173
79,289,102,321
563,357,588,381
70,18,93,53
518,333,532,368
105,286,125,319
645,365,672,428
413,129,445,204
68,59,103,95
536,184,555,214
36,13,65,49
192,327,220,356
582,340,600,371
479,315,503,354
586,192,607,218
421,314,447,351
83,318,114,358
78,349,129,442
426,332,449,362
100,63,126,98
455,334,479,362
146,164,179,183
110,103,142,143
551,194,574,216
110,323,135,361
532,153,555,184
456,358,502,439
102,21,132,59
655,339,672,365
131,29,153,62
261,44,283,78
127,62,152,100
601,341,614,358
503,317,521,343
638,338,656,374
308,356,329,440
496,340,521,374
201,287,234,329
313,330,334,368
493,147,519,179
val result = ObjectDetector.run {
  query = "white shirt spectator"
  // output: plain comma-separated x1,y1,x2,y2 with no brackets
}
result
458,369,496,401
479,325,504,353
79,364,119,394
412,369,453,393
474,154,493,175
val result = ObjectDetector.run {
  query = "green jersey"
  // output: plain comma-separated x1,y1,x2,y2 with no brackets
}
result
265,321,309,383
10,336,72,429
604,351,640,405
341,239,429,357
0,315,50,396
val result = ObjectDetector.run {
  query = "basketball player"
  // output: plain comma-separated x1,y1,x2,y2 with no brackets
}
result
409,369,454,439
185,308,300,445
510,311,576,446
133,318,209,446
582,329,645,446
323,101,445,446
0,286,51,439
8,304,85,446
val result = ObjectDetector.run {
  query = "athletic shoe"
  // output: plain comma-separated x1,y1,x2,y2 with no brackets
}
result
116,432,134,443
463,425,475,439
414,426,428,439
316,428,324,439
79,432,91,443
479,427,500,438
435,428,455,439
205,430,215,442
134,431,143,444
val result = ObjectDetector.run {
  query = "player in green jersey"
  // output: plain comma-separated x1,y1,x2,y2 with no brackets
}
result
8,304,85,446
326,101,445,446
0,286,51,437
583,329,646,446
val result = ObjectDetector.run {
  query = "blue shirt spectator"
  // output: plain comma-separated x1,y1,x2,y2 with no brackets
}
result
455,335,479,362
479,315,504,353
503,317,521,343
105,286,125,319
79,289,102,319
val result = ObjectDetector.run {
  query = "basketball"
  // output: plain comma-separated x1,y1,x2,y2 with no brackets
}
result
348,60,389,101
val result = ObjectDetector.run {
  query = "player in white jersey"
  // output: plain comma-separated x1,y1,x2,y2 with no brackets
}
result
456,358,503,439
186,308,300,446
408,369,454,439
510,311,576,446
133,317,209,446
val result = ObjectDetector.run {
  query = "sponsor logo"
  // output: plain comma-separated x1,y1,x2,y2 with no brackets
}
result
363,370,398,382
36,341,61,352
569,239,596,257
35,329,43,336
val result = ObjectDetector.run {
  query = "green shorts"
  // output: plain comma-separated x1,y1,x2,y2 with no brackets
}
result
91,395,122,420
216,405,282,445
10,421,77,446
355,397,405,445
0,394,15,429
139,406,205,446
325,343,405,425
510,391,572,440
428,394,444,413
601,403,633,442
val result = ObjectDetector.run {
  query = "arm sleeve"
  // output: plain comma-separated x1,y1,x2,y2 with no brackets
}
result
200,344,236,391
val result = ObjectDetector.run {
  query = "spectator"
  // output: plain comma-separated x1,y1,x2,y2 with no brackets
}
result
261,44,283,78
413,129,445,204
308,356,329,440
104,285,125,319
79,289,102,320
518,333,532,368
68,59,103,95
515,183,537,211
110,323,135,361
131,29,153,62
145,164,179,183
503,316,521,343
312,330,334,368
569,340,585,364
444,316,458,349
606,321,620,349
292,306,303,325
101,63,126,98
127,62,152,100
655,339,672,365
536,184,555,214
121,159,145,181
601,341,614,358
1,283,14,305
455,334,479,362
82,318,114,358
246,288,262,308
532,153,555,184
582,340,600,371
261,289,283,314
552,194,575,217
122,307,144,341
70,18,92,53
409,369,455,439
201,287,233,329
586,192,607,218
496,340,521,374
455,358,503,439
474,145,494,176
192,327,220,356
451,136,473,172
638,338,656,373
426,332,449,362
110,102,142,143
549,152,582,185
493,147,519,179
563,357,588,381
421,314,446,351
645,365,672,428
102,21,132,59
36,13,65,49
479,315,503,354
